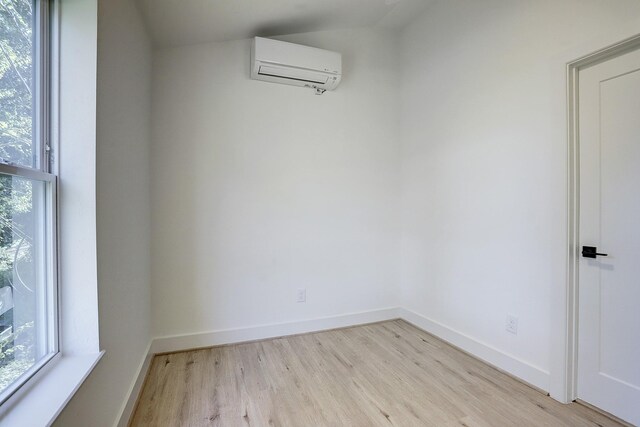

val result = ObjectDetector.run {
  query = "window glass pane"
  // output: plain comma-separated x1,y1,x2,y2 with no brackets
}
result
0,0,35,168
0,173,51,394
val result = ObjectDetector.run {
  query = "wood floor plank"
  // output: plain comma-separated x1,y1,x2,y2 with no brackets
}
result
130,320,624,427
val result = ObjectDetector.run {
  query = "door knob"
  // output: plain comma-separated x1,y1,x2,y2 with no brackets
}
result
582,246,608,258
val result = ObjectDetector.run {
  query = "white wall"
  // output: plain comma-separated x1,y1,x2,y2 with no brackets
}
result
53,0,152,425
151,28,401,338
57,0,100,357
399,0,640,390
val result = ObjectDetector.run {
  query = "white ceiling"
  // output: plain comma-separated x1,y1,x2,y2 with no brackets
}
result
136,0,434,47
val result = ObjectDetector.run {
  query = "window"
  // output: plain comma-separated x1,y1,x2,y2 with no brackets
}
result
0,0,57,404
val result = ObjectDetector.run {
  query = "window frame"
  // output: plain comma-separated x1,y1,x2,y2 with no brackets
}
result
0,0,59,407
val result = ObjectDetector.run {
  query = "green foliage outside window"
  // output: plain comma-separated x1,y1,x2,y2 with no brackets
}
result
0,0,33,167
0,0,37,391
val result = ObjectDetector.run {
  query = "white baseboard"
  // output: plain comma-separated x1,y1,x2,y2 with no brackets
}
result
398,307,550,392
115,340,153,427
150,307,401,354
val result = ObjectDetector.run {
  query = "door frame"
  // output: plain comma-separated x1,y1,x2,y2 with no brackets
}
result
563,32,640,403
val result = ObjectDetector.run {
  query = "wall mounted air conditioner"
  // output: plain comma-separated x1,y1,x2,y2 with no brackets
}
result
251,37,342,95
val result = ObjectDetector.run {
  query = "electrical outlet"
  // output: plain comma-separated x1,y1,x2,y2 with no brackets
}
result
506,315,518,334
296,288,306,303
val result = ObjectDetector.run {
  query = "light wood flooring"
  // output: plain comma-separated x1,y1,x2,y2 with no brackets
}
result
130,320,623,426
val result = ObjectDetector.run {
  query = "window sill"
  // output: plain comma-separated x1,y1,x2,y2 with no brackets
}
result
0,351,104,426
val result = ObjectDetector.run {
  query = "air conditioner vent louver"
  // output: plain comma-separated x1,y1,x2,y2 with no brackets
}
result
258,65,329,85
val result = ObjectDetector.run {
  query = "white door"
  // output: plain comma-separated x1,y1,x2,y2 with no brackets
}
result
578,46,640,425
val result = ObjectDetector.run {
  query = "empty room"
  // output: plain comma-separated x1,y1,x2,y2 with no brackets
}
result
0,0,639,425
